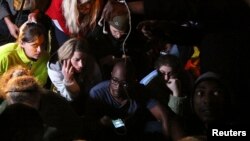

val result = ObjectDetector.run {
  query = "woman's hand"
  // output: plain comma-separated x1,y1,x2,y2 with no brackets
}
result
62,59,74,83
166,78,182,97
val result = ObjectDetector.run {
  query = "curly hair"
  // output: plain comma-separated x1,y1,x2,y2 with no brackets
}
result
0,65,32,98
4,75,41,107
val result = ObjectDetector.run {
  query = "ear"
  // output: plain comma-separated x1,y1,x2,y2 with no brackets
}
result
20,40,25,48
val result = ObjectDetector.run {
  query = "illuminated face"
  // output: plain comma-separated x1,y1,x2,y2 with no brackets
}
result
21,35,45,60
109,25,127,39
193,80,226,123
109,65,128,98
77,0,92,14
158,65,176,82
70,51,86,73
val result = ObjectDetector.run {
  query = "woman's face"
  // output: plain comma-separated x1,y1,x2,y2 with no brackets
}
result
70,51,86,73
158,65,176,83
77,0,92,14
21,35,45,60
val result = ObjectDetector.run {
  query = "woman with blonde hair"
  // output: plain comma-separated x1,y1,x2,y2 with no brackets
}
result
47,37,102,115
45,0,103,54
63,0,103,36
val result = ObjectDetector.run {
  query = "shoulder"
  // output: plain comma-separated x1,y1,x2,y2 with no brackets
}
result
47,59,61,72
87,25,103,38
0,44,19,66
0,43,18,54
89,81,110,98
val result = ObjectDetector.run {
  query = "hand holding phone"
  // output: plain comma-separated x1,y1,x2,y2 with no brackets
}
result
112,118,125,128
112,118,127,135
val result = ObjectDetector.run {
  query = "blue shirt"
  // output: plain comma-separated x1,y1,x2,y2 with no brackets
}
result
89,81,157,119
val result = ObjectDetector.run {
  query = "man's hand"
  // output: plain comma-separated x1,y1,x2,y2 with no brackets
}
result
4,16,19,38
100,115,112,126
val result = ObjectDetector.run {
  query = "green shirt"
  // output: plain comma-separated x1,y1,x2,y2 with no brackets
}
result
0,43,49,86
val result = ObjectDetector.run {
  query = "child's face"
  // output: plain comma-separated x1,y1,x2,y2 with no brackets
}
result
21,35,45,60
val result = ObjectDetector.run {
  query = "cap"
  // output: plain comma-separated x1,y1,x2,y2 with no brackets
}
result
109,15,128,31
195,72,221,86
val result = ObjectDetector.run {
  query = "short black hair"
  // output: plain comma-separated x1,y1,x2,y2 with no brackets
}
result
113,58,136,82
155,54,181,73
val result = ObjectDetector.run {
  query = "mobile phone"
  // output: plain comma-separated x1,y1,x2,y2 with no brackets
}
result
112,118,125,128
117,0,125,3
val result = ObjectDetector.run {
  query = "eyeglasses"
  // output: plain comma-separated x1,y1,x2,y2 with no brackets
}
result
157,70,172,77
157,70,177,82
111,77,128,88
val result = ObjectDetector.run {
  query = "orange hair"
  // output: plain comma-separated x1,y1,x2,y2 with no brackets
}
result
0,65,32,99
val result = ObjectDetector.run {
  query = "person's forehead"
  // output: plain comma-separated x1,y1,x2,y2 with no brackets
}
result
159,65,173,72
110,25,126,33
71,51,86,58
197,80,219,87
112,65,126,78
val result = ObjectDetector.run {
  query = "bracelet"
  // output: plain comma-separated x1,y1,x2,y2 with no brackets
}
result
63,79,74,86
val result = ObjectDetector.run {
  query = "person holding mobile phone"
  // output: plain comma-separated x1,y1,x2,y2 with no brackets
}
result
47,37,102,115
85,59,186,141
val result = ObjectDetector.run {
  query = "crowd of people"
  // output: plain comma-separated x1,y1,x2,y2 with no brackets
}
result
0,0,250,141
